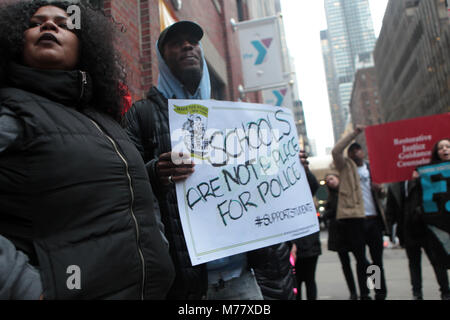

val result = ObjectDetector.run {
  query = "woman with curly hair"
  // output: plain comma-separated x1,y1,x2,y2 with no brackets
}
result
0,0,174,300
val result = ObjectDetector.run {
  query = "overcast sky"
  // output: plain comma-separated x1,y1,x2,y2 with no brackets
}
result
280,0,389,156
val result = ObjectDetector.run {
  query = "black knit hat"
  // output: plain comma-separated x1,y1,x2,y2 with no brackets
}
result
158,21,204,54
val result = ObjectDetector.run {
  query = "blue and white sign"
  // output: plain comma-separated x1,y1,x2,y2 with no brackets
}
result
262,86,293,108
236,16,285,90
417,162,450,214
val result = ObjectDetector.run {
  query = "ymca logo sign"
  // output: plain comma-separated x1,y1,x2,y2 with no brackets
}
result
237,16,285,89
263,88,288,107
243,38,273,65
272,88,288,106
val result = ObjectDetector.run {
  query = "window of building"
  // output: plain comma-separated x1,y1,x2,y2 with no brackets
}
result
236,0,245,21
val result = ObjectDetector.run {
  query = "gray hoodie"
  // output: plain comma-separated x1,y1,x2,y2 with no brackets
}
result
0,235,43,300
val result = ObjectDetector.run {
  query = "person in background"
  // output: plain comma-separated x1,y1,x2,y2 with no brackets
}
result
0,0,174,300
394,138,450,300
292,158,321,300
323,172,358,300
346,139,390,300
332,125,390,300
431,139,450,163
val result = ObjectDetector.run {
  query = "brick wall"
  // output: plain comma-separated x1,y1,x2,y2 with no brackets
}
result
104,0,145,101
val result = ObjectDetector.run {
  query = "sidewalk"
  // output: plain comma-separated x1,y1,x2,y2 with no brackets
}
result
313,231,445,300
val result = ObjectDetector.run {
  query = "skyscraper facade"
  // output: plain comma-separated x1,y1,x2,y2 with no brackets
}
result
321,0,377,142
320,30,343,144
374,0,450,123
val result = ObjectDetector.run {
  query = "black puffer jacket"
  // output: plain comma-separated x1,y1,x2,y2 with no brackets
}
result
0,64,174,300
249,242,296,300
324,188,349,252
125,87,208,299
387,180,428,245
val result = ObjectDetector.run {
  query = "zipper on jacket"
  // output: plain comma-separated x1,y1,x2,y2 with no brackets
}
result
79,71,87,101
89,119,146,300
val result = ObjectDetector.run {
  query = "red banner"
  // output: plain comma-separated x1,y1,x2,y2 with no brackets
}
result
365,113,450,184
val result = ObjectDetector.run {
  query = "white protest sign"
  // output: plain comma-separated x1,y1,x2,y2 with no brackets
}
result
169,99,319,266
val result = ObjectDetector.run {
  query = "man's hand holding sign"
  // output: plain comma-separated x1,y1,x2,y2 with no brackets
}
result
157,152,195,185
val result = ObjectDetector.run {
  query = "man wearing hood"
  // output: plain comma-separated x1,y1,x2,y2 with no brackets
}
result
125,21,264,300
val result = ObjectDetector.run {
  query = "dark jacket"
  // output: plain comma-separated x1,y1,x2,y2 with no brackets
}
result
323,187,349,252
0,64,174,300
125,87,208,299
293,170,322,258
385,180,428,247
248,242,296,300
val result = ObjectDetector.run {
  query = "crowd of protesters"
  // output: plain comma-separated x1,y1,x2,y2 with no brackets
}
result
0,1,448,300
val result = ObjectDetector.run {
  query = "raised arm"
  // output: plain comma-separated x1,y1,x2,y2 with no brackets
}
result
332,125,365,170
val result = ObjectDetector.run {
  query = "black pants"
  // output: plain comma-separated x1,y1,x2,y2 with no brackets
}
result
295,256,319,300
339,219,370,298
338,251,357,296
364,218,387,300
405,238,450,298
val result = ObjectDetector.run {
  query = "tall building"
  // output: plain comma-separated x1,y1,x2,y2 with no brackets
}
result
308,138,318,157
290,59,312,154
246,0,282,19
320,30,343,143
374,0,450,123
349,59,383,154
321,0,377,142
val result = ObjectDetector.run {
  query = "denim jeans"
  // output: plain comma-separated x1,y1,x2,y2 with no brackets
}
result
206,269,263,300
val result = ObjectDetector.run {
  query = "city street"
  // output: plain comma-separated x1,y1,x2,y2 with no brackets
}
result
313,230,445,300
